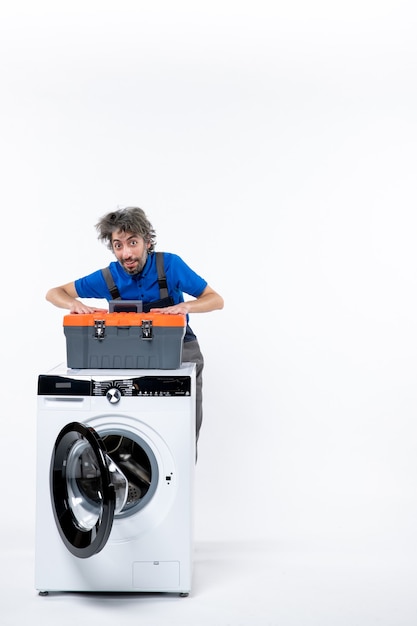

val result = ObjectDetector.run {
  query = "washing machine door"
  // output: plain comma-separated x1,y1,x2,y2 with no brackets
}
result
50,421,128,559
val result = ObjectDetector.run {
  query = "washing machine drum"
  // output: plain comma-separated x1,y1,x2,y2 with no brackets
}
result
50,422,129,558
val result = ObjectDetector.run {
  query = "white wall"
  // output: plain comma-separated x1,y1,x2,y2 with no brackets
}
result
1,1,417,550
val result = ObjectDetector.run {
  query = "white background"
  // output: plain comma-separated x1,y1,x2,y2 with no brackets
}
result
1,0,417,615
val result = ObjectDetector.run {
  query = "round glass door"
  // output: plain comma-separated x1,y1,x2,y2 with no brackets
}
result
50,422,127,558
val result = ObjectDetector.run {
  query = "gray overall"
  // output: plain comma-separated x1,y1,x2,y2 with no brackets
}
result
101,253,204,443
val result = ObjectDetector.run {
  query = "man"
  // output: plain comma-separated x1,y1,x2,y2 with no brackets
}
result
46,206,224,444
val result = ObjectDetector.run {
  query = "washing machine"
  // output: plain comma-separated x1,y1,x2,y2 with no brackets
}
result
35,362,196,596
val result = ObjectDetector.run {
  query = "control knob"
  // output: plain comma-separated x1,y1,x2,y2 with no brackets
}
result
106,387,122,404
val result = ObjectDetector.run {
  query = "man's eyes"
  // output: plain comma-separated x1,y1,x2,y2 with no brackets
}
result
114,240,138,249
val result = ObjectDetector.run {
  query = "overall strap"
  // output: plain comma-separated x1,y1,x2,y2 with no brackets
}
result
101,252,168,301
155,252,169,299
101,267,121,299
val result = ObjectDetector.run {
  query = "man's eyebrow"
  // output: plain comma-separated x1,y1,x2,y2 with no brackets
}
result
112,234,139,242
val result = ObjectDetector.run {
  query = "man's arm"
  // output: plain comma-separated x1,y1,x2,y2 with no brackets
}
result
150,285,224,315
46,282,108,314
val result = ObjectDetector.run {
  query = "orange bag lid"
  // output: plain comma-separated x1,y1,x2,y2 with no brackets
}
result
63,312,186,328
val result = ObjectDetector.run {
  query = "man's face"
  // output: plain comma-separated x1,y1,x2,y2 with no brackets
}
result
111,229,149,275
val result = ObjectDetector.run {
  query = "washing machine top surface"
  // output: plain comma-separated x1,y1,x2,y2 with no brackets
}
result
44,362,196,378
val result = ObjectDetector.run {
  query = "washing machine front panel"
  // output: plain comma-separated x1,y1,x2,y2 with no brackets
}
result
36,363,196,593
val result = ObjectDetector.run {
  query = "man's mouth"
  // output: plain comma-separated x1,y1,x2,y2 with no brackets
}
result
123,260,137,269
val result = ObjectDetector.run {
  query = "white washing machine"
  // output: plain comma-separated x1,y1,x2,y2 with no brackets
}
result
35,362,196,596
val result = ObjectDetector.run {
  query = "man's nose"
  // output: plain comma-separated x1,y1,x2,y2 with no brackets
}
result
121,245,132,258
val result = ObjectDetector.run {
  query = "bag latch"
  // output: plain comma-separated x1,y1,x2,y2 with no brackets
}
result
141,319,153,340
94,319,106,340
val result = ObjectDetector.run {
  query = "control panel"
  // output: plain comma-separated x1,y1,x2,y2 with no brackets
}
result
38,375,191,397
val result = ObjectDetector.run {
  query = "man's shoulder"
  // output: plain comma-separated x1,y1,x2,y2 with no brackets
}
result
157,251,182,264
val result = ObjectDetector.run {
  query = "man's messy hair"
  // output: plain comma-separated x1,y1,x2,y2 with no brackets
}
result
95,207,157,252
